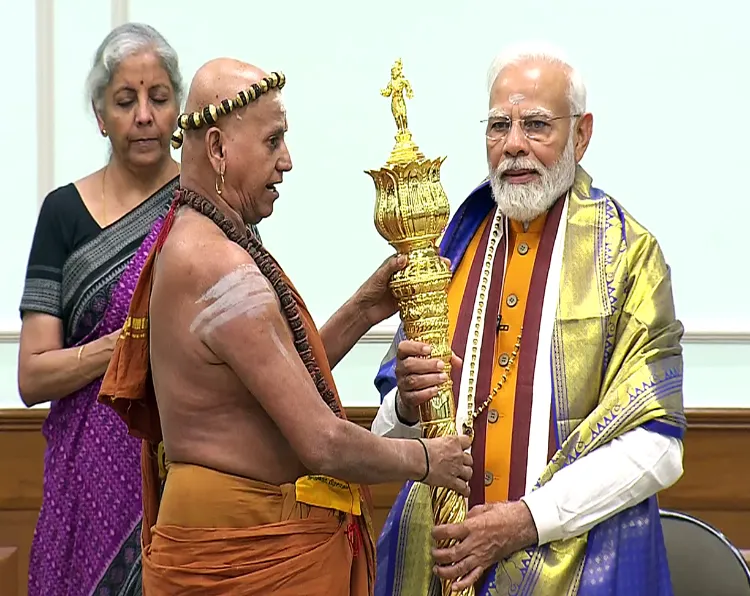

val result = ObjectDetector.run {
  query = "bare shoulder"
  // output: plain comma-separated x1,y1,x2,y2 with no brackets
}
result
156,210,280,341
159,211,251,286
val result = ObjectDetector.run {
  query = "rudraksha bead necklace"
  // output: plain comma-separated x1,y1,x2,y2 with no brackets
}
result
170,71,286,149
173,188,342,418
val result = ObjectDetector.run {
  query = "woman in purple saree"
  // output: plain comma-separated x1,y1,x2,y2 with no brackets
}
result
17,23,183,596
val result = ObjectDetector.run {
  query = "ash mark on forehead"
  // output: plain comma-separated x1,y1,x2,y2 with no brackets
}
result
509,93,525,105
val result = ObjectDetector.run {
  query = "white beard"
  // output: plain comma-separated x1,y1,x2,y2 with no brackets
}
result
489,135,576,222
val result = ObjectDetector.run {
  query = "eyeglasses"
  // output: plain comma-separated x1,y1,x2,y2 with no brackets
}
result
482,113,581,143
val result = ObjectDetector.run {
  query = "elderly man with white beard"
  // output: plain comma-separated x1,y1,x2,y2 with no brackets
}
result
371,43,686,596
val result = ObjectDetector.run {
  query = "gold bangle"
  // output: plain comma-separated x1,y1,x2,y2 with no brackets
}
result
77,345,85,362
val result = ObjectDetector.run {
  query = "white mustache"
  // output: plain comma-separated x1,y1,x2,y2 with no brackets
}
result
488,135,576,222
496,157,542,175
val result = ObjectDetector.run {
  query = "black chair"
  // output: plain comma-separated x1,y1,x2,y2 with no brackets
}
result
660,509,750,595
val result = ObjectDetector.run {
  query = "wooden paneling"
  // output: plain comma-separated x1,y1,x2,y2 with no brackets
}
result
0,547,18,596
1,407,748,596
0,411,45,596
657,409,750,549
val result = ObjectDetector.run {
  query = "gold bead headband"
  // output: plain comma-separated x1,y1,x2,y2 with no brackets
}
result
170,71,286,149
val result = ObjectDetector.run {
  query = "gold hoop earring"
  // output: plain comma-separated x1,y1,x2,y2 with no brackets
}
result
215,172,225,196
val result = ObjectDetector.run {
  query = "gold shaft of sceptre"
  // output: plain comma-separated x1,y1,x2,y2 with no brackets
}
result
367,58,474,596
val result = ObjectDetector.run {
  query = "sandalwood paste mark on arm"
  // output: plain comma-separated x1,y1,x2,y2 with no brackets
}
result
189,264,279,338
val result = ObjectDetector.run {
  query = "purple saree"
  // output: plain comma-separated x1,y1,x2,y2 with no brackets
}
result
22,178,177,596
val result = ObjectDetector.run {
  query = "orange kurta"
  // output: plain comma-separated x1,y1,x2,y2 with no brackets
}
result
447,212,546,501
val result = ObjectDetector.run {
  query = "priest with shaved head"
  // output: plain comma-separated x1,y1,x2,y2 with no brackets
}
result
98,58,473,595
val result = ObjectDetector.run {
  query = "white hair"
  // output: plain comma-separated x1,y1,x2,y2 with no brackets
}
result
486,41,587,114
86,22,184,114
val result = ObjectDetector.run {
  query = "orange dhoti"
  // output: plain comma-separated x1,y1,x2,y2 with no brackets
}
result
97,193,377,595
144,463,372,595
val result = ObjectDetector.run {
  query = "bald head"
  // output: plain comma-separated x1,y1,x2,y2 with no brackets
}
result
179,57,292,226
180,57,287,164
184,58,269,117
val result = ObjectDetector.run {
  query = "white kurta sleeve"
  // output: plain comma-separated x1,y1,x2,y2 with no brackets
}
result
520,427,684,545
370,388,422,439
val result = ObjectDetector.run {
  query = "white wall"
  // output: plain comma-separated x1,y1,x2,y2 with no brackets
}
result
1,0,748,409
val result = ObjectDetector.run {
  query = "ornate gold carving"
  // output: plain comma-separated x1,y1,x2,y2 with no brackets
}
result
379,58,425,165
366,58,473,596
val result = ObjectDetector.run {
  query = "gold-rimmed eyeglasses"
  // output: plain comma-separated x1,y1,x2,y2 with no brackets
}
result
482,113,582,143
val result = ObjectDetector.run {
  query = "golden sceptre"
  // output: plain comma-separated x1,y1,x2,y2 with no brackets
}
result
366,59,474,596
